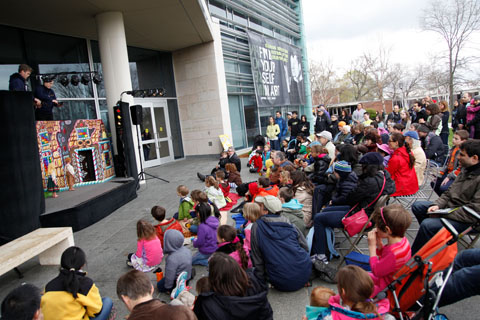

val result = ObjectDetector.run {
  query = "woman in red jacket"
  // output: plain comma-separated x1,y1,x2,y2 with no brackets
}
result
386,132,419,196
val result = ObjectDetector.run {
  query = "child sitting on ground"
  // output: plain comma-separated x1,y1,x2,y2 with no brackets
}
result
127,219,163,272
41,247,114,320
256,176,279,198
278,170,292,188
204,176,226,209
216,225,252,269
215,170,230,198
151,205,182,248
242,202,262,253
304,286,335,320
248,149,263,174
225,163,242,188
192,202,219,266
157,229,193,295
319,265,391,320
262,144,271,172
176,185,194,221
278,187,306,236
368,204,412,297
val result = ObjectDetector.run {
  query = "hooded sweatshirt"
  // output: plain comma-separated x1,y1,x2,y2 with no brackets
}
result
281,199,307,236
193,216,219,255
193,270,273,320
163,230,193,289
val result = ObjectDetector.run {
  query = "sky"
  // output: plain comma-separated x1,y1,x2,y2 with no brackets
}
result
302,0,480,75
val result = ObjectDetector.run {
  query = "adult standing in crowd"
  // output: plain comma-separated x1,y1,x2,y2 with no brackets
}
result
9,64,41,106
387,105,401,123
299,114,310,137
454,93,469,130
266,116,280,150
275,111,287,143
327,114,339,138
424,103,442,133
439,100,450,145
467,95,480,140
34,77,61,121
412,101,428,124
339,109,351,124
288,111,300,140
400,109,411,129
314,108,330,134
352,103,366,124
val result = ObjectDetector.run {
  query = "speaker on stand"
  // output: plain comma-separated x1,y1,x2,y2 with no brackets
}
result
130,104,169,186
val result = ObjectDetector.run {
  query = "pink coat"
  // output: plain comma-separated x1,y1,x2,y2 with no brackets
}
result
325,295,390,320
466,104,480,122
136,237,163,266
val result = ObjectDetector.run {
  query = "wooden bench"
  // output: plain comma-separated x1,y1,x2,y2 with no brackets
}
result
0,227,74,277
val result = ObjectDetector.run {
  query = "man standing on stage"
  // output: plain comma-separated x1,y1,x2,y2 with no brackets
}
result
34,77,61,121
9,64,41,106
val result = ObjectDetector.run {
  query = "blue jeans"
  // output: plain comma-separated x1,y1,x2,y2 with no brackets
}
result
91,297,113,320
270,139,280,151
439,248,480,306
411,201,470,253
192,252,211,266
311,205,350,256
189,224,198,234
157,277,172,293
432,175,454,197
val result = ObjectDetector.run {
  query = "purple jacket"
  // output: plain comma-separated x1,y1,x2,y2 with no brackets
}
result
193,216,219,254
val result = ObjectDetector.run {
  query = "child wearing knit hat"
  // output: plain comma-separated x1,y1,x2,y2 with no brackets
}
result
330,160,358,206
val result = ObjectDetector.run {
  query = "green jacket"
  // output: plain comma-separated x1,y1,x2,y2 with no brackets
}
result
281,199,307,236
436,163,480,224
178,197,194,220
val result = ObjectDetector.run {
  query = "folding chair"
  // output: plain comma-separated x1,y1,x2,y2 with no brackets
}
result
457,206,480,249
339,194,390,265
392,160,439,210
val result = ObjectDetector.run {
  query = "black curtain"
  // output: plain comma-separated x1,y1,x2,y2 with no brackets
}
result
0,91,43,243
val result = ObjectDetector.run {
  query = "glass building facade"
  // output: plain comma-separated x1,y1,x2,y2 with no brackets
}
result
206,0,308,149
0,24,184,159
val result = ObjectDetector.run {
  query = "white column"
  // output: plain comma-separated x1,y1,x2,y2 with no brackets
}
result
95,11,134,154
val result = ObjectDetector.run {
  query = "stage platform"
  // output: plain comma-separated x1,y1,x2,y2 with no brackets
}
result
40,177,137,231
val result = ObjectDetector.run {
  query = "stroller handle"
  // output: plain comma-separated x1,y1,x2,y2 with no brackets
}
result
440,218,459,245
463,206,480,221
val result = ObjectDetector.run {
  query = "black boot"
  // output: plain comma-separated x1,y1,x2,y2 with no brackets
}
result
197,172,206,181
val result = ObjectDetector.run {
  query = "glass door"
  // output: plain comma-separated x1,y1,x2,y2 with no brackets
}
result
135,98,174,168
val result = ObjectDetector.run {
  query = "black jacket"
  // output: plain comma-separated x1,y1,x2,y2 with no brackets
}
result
346,170,396,215
455,104,467,128
413,109,428,123
387,112,401,123
327,120,339,137
9,73,27,91
331,172,358,205
193,270,273,320
34,85,57,116
228,153,242,172
314,114,331,133
299,120,310,137
423,132,446,164
308,154,331,185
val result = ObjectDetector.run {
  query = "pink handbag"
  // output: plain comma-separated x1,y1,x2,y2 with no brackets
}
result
342,174,386,237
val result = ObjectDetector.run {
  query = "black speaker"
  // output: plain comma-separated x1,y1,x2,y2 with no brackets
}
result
130,104,143,125
0,90,43,242
114,101,138,179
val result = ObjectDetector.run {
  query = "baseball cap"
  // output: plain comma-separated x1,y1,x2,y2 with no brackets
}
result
404,131,420,140
287,112,292,116
255,195,282,214
316,131,332,141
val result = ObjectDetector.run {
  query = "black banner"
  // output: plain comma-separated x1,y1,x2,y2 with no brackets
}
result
247,31,306,107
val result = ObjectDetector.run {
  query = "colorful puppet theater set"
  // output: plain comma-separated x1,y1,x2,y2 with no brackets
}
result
36,119,115,192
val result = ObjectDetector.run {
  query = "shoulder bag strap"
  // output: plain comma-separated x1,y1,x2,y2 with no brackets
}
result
365,173,386,209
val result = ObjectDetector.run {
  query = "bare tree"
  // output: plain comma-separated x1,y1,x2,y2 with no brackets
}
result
344,58,375,101
363,46,394,113
422,0,480,106
401,65,426,99
309,59,343,105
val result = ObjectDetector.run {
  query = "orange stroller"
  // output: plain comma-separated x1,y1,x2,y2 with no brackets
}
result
377,206,480,320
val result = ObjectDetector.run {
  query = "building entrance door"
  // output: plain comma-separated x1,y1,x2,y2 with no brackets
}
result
134,98,174,168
